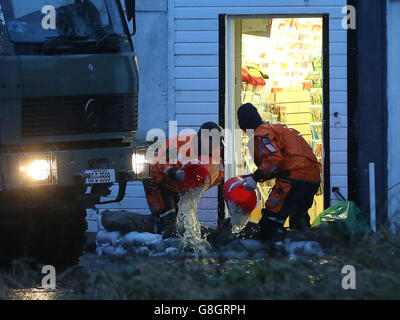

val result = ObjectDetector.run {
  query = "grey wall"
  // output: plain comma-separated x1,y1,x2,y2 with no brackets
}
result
131,0,169,144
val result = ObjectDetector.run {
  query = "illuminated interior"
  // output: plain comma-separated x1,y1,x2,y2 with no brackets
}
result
235,17,324,224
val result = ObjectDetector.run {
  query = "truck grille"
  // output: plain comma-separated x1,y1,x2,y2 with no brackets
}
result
21,93,138,137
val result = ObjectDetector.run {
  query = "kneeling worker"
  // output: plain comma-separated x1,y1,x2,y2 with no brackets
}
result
143,122,225,238
237,103,321,241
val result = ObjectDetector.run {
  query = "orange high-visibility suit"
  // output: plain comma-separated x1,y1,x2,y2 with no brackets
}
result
143,133,224,218
249,122,321,228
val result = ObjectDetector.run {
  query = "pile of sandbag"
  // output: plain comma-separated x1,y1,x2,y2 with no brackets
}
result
100,209,155,233
95,210,181,257
96,230,181,257
94,210,326,260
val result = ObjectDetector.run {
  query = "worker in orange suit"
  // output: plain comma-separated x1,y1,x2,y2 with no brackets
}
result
237,103,321,242
142,122,225,238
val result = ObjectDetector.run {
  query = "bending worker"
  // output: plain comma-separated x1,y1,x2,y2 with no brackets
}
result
237,103,321,242
143,122,224,238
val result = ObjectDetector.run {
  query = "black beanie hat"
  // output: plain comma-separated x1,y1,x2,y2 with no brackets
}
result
197,121,224,155
237,103,263,131
198,121,223,134
197,121,223,143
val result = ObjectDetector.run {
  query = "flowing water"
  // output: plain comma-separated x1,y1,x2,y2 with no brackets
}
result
175,180,251,253
227,200,250,234
176,181,210,255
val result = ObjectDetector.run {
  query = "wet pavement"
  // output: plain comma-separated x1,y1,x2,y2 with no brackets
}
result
0,288,71,300
0,230,326,300
0,252,259,300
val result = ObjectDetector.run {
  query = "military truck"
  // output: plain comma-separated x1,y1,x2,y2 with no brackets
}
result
0,0,149,266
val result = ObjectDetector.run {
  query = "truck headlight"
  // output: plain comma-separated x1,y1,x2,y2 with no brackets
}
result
131,148,151,179
19,156,57,185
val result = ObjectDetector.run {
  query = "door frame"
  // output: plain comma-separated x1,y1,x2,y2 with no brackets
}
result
218,14,331,222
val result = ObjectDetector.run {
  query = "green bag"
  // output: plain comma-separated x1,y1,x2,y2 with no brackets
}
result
311,201,371,235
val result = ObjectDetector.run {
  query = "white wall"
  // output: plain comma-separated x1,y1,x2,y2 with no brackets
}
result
89,0,219,231
172,0,348,222
387,0,400,233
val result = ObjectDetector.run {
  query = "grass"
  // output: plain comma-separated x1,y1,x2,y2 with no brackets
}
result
0,227,399,300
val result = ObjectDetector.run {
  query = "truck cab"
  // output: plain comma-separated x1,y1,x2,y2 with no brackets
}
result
0,0,148,266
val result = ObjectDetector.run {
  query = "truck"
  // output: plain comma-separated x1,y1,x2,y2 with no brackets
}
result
0,0,150,266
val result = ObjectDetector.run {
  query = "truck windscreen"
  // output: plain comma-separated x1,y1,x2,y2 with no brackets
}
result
0,0,132,54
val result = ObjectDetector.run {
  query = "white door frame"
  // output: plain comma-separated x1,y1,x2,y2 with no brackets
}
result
224,16,240,181
223,14,331,212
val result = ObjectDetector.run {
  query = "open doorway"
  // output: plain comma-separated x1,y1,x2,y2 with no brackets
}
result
224,16,327,225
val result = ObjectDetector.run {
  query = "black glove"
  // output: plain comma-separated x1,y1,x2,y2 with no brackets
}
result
165,167,185,182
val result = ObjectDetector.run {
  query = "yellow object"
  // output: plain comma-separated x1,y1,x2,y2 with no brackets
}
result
249,196,263,223
249,186,270,223
247,68,263,78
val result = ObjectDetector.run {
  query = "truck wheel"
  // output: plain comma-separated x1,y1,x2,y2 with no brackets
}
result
27,207,88,267
0,211,31,267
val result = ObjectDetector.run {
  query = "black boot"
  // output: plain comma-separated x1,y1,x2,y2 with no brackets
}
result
257,216,286,243
237,222,260,239
289,213,311,231
208,217,233,248
158,211,179,238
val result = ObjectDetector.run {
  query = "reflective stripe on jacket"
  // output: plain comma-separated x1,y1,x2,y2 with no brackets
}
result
249,122,321,183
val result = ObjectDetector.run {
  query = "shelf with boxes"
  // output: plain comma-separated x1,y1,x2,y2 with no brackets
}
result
240,82,275,196
241,80,277,123
269,90,313,143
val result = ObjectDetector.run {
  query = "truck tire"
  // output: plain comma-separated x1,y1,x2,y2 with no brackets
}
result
0,208,87,268
0,211,31,266
27,207,88,267
0,187,88,267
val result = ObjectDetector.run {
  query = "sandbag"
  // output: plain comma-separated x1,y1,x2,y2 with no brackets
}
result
311,201,371,236
285,241,324,258
119,231,163,248
96,231,122,246
101,209,154,233
97,213,106,231
96,245,127,257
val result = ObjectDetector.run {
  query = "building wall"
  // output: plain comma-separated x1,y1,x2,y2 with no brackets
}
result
88,0,349,231
88,0,219,231
171,0,348,224
387,0,400,233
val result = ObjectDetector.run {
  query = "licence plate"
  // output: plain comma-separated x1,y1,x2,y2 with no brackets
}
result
84,169,116,184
